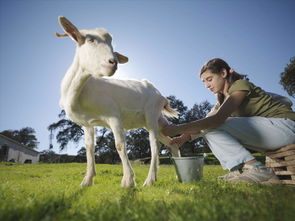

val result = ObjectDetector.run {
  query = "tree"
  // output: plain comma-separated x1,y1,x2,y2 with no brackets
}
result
184,101,213,154
126,128,150,159
94,128,119,163
48,110,119,163
185,100,212,122
280,57,295,98
77,147,86,156
167,95,188,124
0,127,39,149
39,150,58,163
48,110,84,151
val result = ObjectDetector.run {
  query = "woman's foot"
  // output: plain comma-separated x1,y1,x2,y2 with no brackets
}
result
218,170,241,180
228,163,281,184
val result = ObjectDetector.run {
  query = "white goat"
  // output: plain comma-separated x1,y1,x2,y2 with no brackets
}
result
56,16,180,187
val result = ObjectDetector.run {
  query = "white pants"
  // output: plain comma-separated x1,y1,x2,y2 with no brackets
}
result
202,117,295,170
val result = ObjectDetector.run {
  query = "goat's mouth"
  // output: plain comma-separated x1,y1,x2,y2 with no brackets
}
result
103,63,117,70
100,65,117,76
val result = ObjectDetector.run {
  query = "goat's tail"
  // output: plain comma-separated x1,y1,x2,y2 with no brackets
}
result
162,99,179,119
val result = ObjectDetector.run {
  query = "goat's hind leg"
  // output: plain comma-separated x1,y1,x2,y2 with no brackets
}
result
143,110,162,186
158,116,181,157
158,134,181,157
81,127,96,186
143,128,161,186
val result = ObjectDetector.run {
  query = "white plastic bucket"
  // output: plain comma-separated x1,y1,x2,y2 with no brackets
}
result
172,156,204,182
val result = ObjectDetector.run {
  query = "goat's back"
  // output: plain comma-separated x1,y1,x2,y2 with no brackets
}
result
67,77,167,129
82,77,163,108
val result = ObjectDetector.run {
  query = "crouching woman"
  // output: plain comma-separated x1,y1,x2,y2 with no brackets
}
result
162,58,295,184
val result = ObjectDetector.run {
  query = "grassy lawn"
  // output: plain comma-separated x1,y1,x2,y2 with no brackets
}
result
0,162,294,221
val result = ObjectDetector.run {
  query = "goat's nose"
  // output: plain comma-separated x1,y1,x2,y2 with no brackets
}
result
108,58,117,65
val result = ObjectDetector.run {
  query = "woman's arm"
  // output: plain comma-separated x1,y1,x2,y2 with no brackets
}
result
162,90,248,136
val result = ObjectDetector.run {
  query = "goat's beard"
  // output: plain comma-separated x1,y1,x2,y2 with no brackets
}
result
92,70,116,78
98,66,117,77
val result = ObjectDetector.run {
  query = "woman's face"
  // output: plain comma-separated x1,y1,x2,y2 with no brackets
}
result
200,69,227,94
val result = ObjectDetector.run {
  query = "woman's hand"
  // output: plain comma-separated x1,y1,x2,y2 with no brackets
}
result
169,134,192,146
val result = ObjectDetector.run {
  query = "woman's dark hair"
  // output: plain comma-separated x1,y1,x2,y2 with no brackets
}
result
199,58,248,105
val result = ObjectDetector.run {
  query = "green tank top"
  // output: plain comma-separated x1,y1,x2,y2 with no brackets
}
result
224,80,295,121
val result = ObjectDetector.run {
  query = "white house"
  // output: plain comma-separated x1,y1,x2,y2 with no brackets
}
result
0,134,39,163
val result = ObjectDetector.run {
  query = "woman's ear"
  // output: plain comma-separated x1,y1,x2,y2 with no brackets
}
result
221,68,228,79
114,52,129,64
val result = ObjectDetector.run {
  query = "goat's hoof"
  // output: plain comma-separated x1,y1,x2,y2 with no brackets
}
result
80,176,94,187
143,178,156,187
121,177,136,188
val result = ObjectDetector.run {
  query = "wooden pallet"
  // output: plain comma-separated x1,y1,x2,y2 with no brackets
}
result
265,144,295,185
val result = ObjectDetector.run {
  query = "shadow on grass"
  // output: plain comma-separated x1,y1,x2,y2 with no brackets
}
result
119,187,138,203
1,188,87,221
77,179,294,221
1,178,295,221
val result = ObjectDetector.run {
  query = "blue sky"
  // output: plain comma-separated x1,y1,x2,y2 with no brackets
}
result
0,0,294,155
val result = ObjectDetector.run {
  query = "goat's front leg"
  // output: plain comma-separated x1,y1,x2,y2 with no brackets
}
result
81,127,96,187
109,118,135,188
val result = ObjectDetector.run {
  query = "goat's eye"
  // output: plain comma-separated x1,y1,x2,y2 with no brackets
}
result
87,38,95,43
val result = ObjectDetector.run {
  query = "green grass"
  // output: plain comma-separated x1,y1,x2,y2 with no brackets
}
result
0,163,294,221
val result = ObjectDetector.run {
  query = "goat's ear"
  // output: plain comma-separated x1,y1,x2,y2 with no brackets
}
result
58,16,85,45
115,52,128,64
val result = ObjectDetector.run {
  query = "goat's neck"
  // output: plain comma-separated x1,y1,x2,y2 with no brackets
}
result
60,54,91,110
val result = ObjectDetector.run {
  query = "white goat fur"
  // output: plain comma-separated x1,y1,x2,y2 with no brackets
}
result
57,16,180,187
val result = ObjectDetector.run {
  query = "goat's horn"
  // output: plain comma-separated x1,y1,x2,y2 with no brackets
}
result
55,32,68,37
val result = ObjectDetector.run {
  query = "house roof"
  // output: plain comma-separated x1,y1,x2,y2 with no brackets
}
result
0,134,39,154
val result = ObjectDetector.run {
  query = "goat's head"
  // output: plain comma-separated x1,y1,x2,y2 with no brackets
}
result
56,16,128,77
